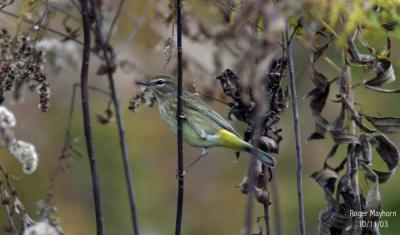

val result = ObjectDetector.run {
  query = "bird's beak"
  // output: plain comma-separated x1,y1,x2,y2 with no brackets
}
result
135,80,150,86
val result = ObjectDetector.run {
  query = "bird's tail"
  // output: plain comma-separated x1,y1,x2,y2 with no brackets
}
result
245,146,276,168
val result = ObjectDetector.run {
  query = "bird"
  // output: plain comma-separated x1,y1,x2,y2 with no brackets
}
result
135,75,276,173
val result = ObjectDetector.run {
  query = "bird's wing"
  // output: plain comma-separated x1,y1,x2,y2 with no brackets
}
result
182,92,241,137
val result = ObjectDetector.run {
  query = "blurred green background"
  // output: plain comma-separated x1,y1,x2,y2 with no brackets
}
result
1,0,400,234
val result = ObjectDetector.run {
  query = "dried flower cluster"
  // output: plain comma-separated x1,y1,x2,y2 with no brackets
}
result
0,29,50,111
216,57,288,203
0,106,38,174
128,87,156,112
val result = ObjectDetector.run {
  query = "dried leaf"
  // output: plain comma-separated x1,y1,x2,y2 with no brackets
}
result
330,130,358,144
306,69,331,140
311,168,338,193
374,134,399,170
366,116,400,133
313,41,330,62
129,87,156,112
363,165,382,222
308,114,330,140
360,133,372,163
364,58,395,87
323,144,339,167
363,85,400,93
319,203,349,233
367,134,400,183
96,103,114,125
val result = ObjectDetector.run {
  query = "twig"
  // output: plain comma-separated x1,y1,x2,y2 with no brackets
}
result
262,166,271,235
105,0,125,43
243,152,258,235
0,181,17,235
79,1,104,234
175,0,185,234
45,84,110,205
88,0,141,234
285,19,306,235
115,0,153,55
0,9,84,46
271,173,283,235
344,61,362,234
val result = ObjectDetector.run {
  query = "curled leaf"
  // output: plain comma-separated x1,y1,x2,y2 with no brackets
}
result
364,58,395,87
330,130,358,144
365,116,400,133
311,168,338,193
359,133,372,163
367,134,400,183
96,102,114,125
363,165,382,222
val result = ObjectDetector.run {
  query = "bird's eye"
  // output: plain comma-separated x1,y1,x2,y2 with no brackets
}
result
155,79,166,86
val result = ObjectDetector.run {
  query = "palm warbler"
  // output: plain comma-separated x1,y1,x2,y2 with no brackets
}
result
136,75,276,171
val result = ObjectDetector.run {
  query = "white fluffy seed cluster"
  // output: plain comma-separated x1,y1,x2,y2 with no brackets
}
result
0,106,16,128
9,140,38,174
23,221,59,235
0,106,38,174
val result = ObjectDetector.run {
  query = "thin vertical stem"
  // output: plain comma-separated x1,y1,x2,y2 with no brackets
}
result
243,155,257,235
285,19,306,235
271,172,283,235
344,63,362,234
262,166,271,235
79,1,104,234
88,1,141,234
175,0,185,234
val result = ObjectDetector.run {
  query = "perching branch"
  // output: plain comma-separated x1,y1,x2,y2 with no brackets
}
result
285,19,306,235
88,0,141,234
79,1,104,234
175,0,185,234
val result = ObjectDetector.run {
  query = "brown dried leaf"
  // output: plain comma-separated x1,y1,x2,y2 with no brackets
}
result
374,134,399,170
364,58,395,87
311,168,338,193
330,130,358,144
363,85,400,93
363,165,382,222
367,134,400,183
308,114,331,140
365,116,400,133
96,103,114,125
360,133,372,163
323,144,339,167
306,69,331,140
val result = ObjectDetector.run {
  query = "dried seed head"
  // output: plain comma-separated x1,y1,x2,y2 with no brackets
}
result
0,29,50,111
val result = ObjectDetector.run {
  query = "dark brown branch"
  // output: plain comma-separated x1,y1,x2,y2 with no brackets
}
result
79,1,104,234
175,0,185,234
88,0,141,234
285,19,306,235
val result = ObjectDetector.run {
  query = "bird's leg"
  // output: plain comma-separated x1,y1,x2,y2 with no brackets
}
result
183,148,208,176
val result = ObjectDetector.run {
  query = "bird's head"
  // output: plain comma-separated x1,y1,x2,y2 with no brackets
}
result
135,75,177,101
